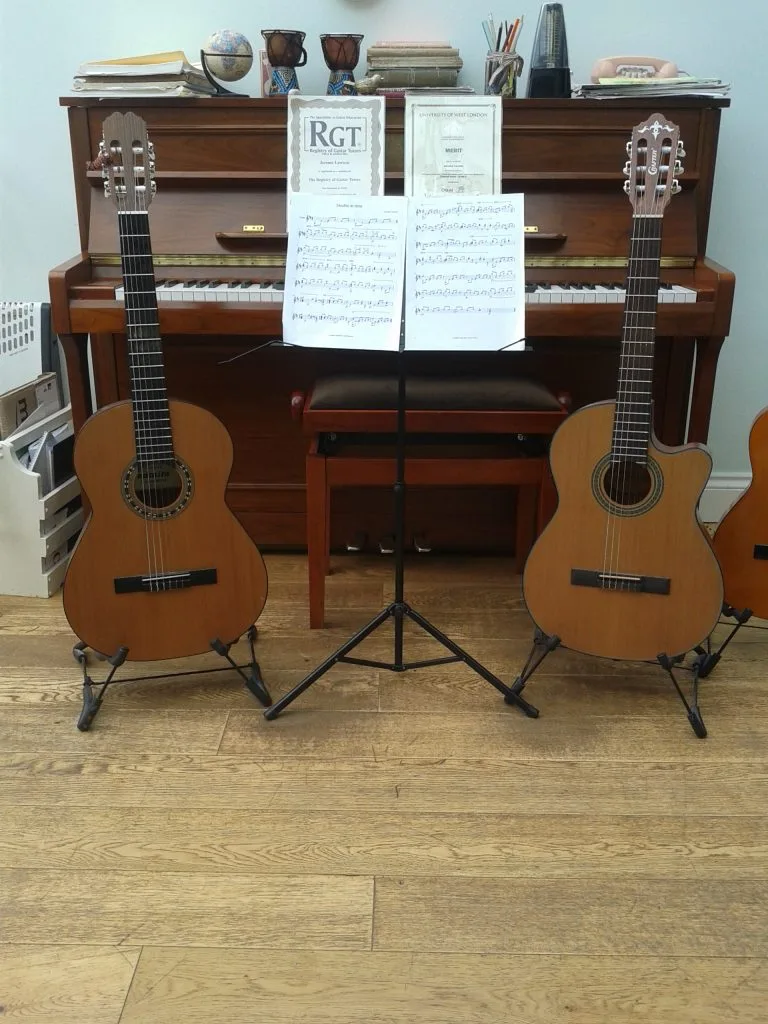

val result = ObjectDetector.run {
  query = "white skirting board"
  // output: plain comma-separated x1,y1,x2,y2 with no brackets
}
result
700,472,751,525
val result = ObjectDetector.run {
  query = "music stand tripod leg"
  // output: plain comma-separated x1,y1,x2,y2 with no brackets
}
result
265,338,539,720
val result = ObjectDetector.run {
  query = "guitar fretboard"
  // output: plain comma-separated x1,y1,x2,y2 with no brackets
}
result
118,211,173,464
611,216,663,464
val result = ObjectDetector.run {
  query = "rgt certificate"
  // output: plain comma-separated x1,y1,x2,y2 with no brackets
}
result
287,94,385,211
404,94,502,197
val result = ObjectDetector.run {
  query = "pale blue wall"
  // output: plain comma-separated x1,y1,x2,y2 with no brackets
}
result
1,0,764,474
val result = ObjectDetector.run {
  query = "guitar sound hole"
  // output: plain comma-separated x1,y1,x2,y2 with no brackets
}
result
603,460,653,507
134,460,184,510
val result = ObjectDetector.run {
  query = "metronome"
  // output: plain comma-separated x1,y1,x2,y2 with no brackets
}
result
526,2,571,98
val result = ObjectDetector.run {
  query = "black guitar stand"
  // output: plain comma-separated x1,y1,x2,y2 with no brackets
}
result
509,627,710,738
72,625,271,731
692,603,754,679
263,341,540,722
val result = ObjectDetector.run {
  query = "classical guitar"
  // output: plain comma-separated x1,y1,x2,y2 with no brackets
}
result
63,112,268,661
522,113,723,662
711,408,768,618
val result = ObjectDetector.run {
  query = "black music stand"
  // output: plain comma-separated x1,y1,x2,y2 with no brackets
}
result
264,313,539,720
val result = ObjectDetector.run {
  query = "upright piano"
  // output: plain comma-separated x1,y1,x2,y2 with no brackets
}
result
49,95,734,553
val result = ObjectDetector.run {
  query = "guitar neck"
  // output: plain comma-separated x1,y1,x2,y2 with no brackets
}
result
117,210,173,464
611,215,663,464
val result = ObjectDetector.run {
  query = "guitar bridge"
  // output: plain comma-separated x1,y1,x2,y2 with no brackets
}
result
571,569,670,594
114,568,217,593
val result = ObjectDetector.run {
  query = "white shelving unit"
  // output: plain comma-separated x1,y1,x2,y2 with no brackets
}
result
0,405,83,597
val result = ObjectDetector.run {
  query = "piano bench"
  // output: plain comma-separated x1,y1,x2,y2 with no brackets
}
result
291,374,569,629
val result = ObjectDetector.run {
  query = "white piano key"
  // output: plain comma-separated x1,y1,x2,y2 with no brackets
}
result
672,284,697,303
240,282,264,302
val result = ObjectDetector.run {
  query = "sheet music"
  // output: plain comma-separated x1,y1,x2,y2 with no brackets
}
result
283,194,406,351
405,195,526,351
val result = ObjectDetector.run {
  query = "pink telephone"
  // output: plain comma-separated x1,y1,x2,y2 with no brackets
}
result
590,56,679,82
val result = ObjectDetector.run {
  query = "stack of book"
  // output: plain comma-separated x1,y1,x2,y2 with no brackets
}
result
366,41,465,91
72,51,217,97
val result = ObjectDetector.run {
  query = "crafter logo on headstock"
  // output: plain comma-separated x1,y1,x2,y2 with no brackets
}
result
303,118,368,152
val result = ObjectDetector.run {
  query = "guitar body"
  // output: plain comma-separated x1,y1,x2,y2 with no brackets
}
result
63,399,268,661
523,401,723,661
712,406,768,618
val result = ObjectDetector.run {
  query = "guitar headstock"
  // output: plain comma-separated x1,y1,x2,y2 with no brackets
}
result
94,111,156,212
623,113,684,216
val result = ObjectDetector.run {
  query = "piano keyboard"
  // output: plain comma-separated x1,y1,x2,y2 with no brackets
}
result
526,282,697,304
114,280,697,305
115,280,285,304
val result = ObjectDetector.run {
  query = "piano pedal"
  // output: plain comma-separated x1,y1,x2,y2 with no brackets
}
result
378,535,395,555
413,534,432,554
345,532,367,553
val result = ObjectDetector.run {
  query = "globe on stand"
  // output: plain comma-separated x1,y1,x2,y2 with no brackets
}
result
200,29,254,95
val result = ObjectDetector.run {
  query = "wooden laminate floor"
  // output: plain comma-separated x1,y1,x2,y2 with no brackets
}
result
1,552,767,1022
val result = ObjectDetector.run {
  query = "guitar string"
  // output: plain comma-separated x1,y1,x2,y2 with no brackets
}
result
116,167,153,588
136,192,169,592
602,148,639,589
614,170,656,588
611,139,666,592
603,140,656,590
122,166,167,590
123,206,160,589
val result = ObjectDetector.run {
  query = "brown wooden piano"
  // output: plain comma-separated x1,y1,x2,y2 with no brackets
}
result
49,95,734,553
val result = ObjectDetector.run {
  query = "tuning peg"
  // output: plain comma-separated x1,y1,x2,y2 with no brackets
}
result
677,141,686,157
674,159,684,175
623,161,631,176
623,179,632,194
671,179,681,194
626,140,633,155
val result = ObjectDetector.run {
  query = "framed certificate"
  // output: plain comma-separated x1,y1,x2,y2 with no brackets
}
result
404,95,502,197
287,94,385,211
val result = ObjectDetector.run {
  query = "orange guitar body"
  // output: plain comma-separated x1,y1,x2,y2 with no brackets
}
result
712,406,768,618
63,399,268,661
523,401,724,661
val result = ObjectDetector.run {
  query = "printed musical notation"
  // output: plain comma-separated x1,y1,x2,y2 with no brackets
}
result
405,195,526,351
283,194,406,351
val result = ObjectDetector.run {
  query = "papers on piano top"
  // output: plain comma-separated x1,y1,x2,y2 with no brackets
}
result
282,193,525,352
283,194,407,352
72,50,216,96
576,77,730,99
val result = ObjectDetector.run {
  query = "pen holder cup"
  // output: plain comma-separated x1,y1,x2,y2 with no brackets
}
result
485,50,524,96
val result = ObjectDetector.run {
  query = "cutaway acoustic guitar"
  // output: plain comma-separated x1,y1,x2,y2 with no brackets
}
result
712,408,768,618
63,112,268,661
522,114,723,664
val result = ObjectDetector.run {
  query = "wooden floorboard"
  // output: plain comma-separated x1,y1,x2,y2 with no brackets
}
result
2,754,767,814
1,553,766,1022
373,876,768,955
0,944,140,1023
118,948,768,1024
